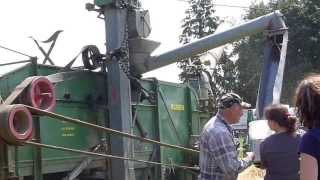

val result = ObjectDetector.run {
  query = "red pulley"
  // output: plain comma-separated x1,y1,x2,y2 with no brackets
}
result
26,76,56,112
0,104,33,145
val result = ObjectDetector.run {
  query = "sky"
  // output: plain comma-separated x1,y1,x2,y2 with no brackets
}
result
0,0,266,81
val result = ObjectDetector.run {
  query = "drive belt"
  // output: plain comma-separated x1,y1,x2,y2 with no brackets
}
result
3,77,36,105
3,71,90,105
25,141,199,171
24,105,200,154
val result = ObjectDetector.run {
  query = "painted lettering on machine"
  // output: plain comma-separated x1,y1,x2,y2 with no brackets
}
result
170,104,185,111
61,126,76,137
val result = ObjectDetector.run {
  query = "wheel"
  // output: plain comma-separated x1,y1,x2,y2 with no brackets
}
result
0,104,33,145
82,45,101,70
26,76,56,112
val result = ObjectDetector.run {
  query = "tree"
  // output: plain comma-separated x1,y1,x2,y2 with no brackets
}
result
211,51,240,100
234,0,320,105
179,0,239,110
178,0,219,82
179,0,218,44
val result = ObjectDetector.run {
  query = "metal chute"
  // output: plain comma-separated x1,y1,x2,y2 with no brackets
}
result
200,19,235,73
135,11,287,74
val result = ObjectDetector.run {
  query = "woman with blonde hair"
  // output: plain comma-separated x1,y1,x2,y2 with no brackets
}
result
295,74,320,180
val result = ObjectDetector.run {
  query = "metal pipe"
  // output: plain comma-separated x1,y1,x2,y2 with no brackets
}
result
24,105,199,154
0,45,34,58
142,11,286,74
25,141,198,171
0,60,33,66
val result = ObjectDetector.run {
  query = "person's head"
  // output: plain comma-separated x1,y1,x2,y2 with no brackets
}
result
264,104,297,134
218,92,251,124
295,74,320,129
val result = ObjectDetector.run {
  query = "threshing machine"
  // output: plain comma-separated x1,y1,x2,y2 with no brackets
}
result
0,0,288,180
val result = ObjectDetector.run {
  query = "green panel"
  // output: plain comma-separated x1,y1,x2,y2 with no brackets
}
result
37,65,61,76
133,105,156,156
0,64,108,177
39,104,99,164
188,87,201,135
133,80,202,180
157,82,190,166
0,63,35,98
131,80,160,180
0,64,203,179
37,71,107,175
0,64,62,99
94,0,113,7
14,146,34,175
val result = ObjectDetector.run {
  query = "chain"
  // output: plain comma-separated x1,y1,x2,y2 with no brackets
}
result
111,0,142,76
118,0,141,9
118,23,130,75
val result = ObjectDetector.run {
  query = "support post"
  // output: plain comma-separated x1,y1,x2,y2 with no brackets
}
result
103,5,135,180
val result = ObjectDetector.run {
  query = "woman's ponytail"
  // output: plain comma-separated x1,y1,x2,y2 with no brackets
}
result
265,104,298,134
287,116,297,134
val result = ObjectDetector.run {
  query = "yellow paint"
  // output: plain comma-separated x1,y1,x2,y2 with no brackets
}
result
61,126,76,137
62,133,75,137
170,104,185,111
61,127,75,131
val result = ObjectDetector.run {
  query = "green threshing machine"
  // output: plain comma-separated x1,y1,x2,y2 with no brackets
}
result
0,0,288,179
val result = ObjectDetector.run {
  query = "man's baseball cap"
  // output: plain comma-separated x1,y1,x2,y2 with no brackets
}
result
218,92,251,109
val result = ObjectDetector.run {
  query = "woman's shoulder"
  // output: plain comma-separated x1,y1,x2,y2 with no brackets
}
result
262,133,300,146
301,129,320,142
264,132,293,140
300,129,320,158
261,133,281,146
308,128,320,135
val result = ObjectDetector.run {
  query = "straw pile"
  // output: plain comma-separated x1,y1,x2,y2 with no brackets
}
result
237,165,265,180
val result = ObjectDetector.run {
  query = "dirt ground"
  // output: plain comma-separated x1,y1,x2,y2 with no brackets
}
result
237,165,265,180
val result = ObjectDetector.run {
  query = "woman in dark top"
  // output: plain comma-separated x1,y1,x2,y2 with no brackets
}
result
260,104,300,180
295,74,320,180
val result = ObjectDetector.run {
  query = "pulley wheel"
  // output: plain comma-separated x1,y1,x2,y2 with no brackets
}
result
27,76,56,112
0,104,33,145
81,45,100,70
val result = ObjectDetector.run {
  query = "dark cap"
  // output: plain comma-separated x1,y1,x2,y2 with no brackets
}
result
218,92,251,109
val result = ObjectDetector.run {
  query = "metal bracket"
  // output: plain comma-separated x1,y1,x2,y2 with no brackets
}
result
267,28,288,37
62,139,107,180
30,30,63,65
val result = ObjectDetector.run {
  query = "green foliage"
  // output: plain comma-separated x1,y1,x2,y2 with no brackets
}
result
211,52,239,103
179,0,218,44
179,0,239,109
234,0,320,105
178,0,219,82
